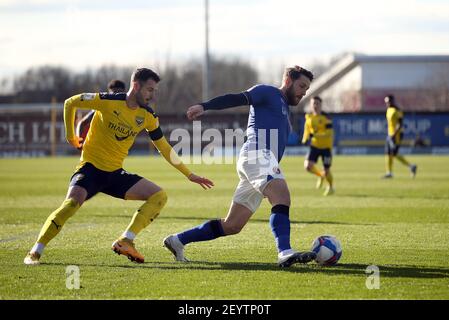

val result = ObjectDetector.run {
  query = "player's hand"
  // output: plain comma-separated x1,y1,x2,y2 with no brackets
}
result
188,173,214,190
387,135,396,149
186,105,205,121
67,136,84,149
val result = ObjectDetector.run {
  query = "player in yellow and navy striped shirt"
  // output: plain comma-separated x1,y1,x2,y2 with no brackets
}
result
383,95,417,179
302,96,335,196
24,68,214,265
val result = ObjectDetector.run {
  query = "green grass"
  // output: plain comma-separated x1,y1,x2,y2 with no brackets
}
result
0,155,448,299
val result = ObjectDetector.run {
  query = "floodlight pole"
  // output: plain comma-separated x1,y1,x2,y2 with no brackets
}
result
203,0,210,102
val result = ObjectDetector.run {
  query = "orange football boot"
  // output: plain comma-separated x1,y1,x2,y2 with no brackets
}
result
112,238,144,263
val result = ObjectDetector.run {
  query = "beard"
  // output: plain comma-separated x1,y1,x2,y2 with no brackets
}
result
286,85,301,106
136,91,149,108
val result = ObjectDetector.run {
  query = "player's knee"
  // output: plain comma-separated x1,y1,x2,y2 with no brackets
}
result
53,198,80,225
139,189,168,224
149,189,168,210
66,186,87,206
267,190,291,207
67,197,83,207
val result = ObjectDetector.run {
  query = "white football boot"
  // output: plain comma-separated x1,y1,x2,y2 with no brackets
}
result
24,251,41,265
163,235,189,262
278,249,316,268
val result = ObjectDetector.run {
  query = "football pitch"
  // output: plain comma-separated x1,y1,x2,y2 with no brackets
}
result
0,155,448,300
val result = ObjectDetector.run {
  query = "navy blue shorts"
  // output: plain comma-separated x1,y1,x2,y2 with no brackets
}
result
69,163,143,200
306,146,332,169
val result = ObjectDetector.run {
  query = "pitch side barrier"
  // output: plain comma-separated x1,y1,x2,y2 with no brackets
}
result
0,104,448,157
0,104,248,157
295,112,449,155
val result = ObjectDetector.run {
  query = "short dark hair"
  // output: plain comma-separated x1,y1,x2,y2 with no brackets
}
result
107,79,126,91
132,68,161,83
284,65,314,82
312,96,322,102
385,95,395,103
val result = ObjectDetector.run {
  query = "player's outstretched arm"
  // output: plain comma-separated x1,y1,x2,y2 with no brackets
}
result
187,93,250,121
152,136,214,189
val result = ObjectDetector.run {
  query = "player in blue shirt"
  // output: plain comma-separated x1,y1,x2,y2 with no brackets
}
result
163,66,316,267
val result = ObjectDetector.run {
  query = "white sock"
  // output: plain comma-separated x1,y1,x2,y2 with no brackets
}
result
122,231,136,240
31,243,45,255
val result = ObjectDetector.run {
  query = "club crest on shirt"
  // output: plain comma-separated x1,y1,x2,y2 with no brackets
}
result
135,116,144,126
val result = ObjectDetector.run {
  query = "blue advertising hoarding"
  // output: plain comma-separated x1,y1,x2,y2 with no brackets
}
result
297,112,449,148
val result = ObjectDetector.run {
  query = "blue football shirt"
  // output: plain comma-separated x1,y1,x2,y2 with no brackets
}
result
243,84,291,162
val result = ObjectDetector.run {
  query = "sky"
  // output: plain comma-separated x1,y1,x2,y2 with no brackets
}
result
1,0,449,85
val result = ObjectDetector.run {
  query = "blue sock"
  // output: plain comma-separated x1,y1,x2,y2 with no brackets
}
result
177,219,225,245
269,205,291,253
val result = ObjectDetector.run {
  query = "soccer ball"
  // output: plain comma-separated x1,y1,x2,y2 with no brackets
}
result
311,235,342,266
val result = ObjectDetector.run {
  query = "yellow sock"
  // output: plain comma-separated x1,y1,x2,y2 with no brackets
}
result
309,165,324,178
36,198,80,245
385,155,393,173
326,171,333,187
125,190,168,236
395,155,410,167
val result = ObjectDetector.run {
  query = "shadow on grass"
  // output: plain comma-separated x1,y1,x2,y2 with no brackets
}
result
43,261,449,279
251,219,375,226
0,218,372,244
86,214,375,226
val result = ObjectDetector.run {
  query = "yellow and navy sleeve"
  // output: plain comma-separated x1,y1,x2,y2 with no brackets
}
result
147,122,164,142
64,93,108,141
324,114,333,134
141,105,161,140
152,137,192,178
142,108,192,178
